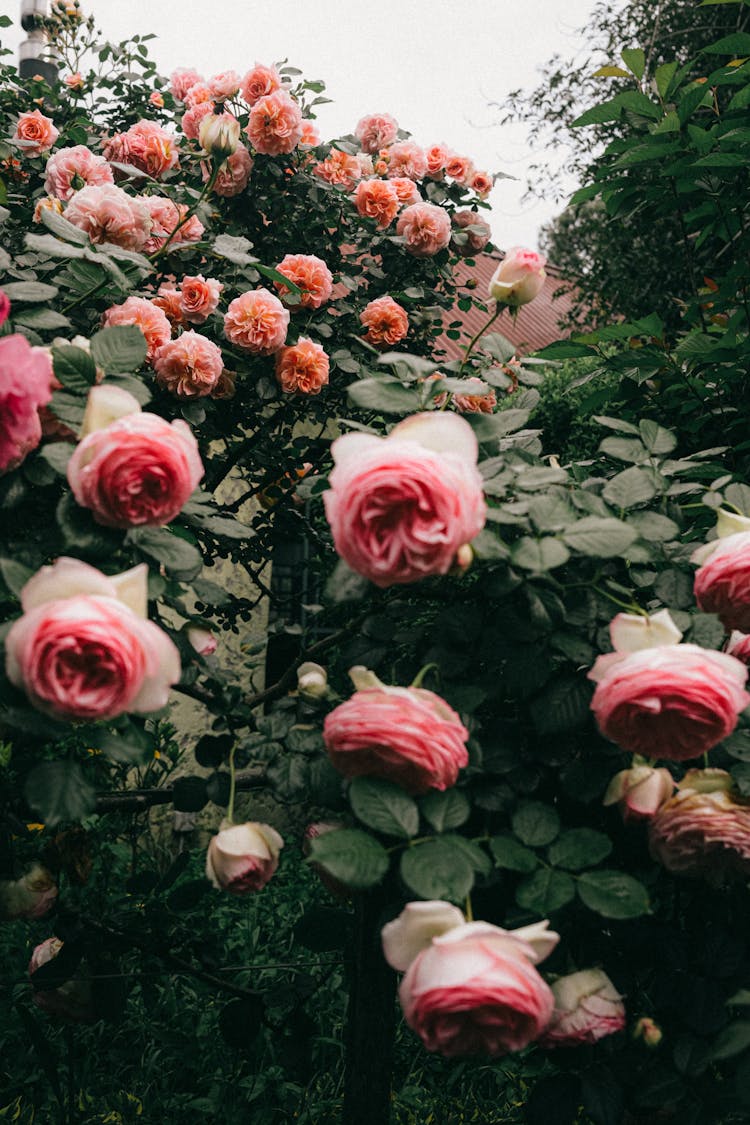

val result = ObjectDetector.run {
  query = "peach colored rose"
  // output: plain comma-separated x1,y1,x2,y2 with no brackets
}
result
64,72,84,90
488,248,547,307
179,275,223,324
355,112,399,154
223,288,289,354
451,210,491,256
324,413,486,586
389,176,420,205
471,170,494,199
140,195,204,254
201,142,253,196
452,380,497,414
649,769,750,882
0,865,57,921
152,284,184,329
181,101,213,141
240,63,282,106
300,121,321,146
153,331,224,397
0,335,53,473
104,120,179,179
170,67,204,101
356,152,374,176
352,178,400,229
603,765,675,822
396,201,452,257
14,110,59,155
5,557,180,721
425,142,450,178
360,295,409,348
208,69,241,101
445,152,475,186
206,821,283,893
313,148,362,190
183,82,213,109
275,337,330,395
245,89,302,156
274,253,333,310
540,970,625,1048
102,296,171,364
33,196,64,223
386,141,428,181
29,938,95,1023
65,184,151,251
67,410,203,528
324,668,469,793
149,91,164,109
694,531,750,632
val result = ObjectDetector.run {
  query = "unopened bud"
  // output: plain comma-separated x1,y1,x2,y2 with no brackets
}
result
297,662,328,700
198,110,240,160
633,1016,662,1048
450,543,473,575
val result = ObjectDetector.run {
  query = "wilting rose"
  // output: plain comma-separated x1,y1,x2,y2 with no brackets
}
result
649,769,750,882
275,254,333,310
488,248,546,307
245,89,303,156
186,626,217,656
206,821,284,893
224,288,289,354
275,338,330,395
353,178,400,229
170,67,204,101
44,145,114,201
179,275,223,324
360,295,409,348
29,938,95,1023
65,183,151,251
397,920,556,1058
324,412,486,586
103,119,179,179
14,110,59,155
633,1017,663,1048
0,334,53,473
323,666,469,793
355,112,399,154
313,148,362,190
153,331,224,397
240,62,282,106
202,142,253,196
539,969,625,1048
397,201,452,257
198,111,241,160
102,296,171,363
5,557,180,721
693,515,750,632
451,210,491,257
0,865,57,921
67,408,203,528
603,765,674,821
385,141,427,181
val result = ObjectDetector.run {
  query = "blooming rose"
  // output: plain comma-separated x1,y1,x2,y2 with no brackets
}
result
352,178,400,229
202,142,253,196
44,145,114,201
444,152,475,186
0,865,57,921
603,765,674,821
425,142,450,178
451,380,497,414
275,338,329,395
359,295,409,347
104,120,179,179
170,67,204,102
206,821,284,893
64,71,84,90
208,69,241,101
5,557,180,721
186,626,217,656
141,195,204,254
397,202,452,257
29,938,95,1023
67,409,203,528
355,112,399,154
224,288,289,354
153,331,224,397
151,283,184,329
451,210,491,257
274,253,333,310
0,335,53,472
390,177,420,205
386,141,428,181
693,513,750,632
149,91,164,109
181,101,213,141
324,412,486,586
14,110,59,155
102,296,171,363
245,90,303,156
539,969,625,1048
488,248,547,307
323,666,470,793
300,121,321,146
65,184,151,251
649,769,750,882
198,111,241,160
471,170,494,199
240,63,282,106
313,148,362,190
179,275,223,323
397,920,556,1057
33,195,63,222
183,82,212,108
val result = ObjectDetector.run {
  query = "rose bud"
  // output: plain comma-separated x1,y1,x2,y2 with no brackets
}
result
728,631,750,665
0,864,57,921
206,820,284,894
29,938,95,1023
296,661,328,700
0,289,9,326
603,764,674,822
648,769,750,883
488,247,546,308
186,627,217,656
539,969,625,1048
693,510,750,632
199,109,241,160
633,1016,663,1048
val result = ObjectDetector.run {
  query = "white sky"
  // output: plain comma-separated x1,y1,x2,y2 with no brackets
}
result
3,0,604,247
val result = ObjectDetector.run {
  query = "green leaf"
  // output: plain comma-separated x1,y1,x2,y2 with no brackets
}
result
349,777,419,838
52,344,97,394
548,828,612,871
347,378,421,415
531,675,593,734
13,308,71,330
0,557,33,597
655,61,679,98
480,332,516,363
577,870,650,918
639,419,676,454
602,466,659,508
400,838,475,903
306,828,389,890
599,436,649,462
212,233,256,265
90,325,148,374
704,31,750,54
419,789,471,832
710,1021,750,1061
724,482,750,516
447,835,493,877
511,537,570,572
722,730,750,761
534,340,596,359
489,835,539,873
516,869,575,915
629,511,680,541
654,568,693,608
25,233,86,259
130,527,203,579
1,281,59,302
24,761,96,827
563,517,637,557
512,801,560,847
39,443,73,475
40,207,91,245
621,47,646,79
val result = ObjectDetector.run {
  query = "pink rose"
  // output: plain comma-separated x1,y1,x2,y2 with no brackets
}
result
14,110,59,155
170,67,204,102
425,142,450,178
274,253,333,310
64,72,84,90
694,531,750,632
539,969,625,1048
186,626,216,656
181,101,213,142
359,295,409,347
5,557,180,721
603,765,674,821
104,120,179,179
324,413,486,586
470,170,494,199
245,89,303,156
153,331,224,397
0,335,52,472
65,184,151,251
396,202,452,257
352,178,400,229
208,70,241,101
206,821,284,893
398,921,555,1057
183,82,213,108
649,769,750,882
355,113,399,154
179,275,223,324
386,141,428,181
149,91,164,109
390,177,420,205
102,296,171,364
323,666,469,793
44,145,114,201
223,288,289,354
0,865,57,920
300,121,321,147
140,195,204,254
29,938,95,1023
67,410,203,528
202,142,253,196
0,288,9,325
275,338,330,395
152,284,184,329
240,63,282,106
488,248,547,307
445,152,475,186
728,631,750,665
451,211,491,257
313,148,362,190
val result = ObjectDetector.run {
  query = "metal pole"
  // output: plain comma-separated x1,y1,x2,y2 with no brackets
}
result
19,0,58,86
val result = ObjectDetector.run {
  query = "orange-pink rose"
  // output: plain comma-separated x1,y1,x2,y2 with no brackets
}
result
274,253,333,310
355,112,399,154
14,110,59,155
471,170,494,199
104,120,179,179
275,338,330,395
390,177,420,205
386,141,428,181
141,196,204,254
245,90,302,156
300,121,321,146
451,210,491,256
202,142,253,196
65,184,151,251
170,67,204,102
396,201,452,257
313,148,362,190
223,288,289,354
359,295,409,347
352,178,400,229
208,70,241,101
179,275,223,324
445,152,475,186
153,331,224,397
240,63,282,106
425,142,450,178
102,296,171,364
